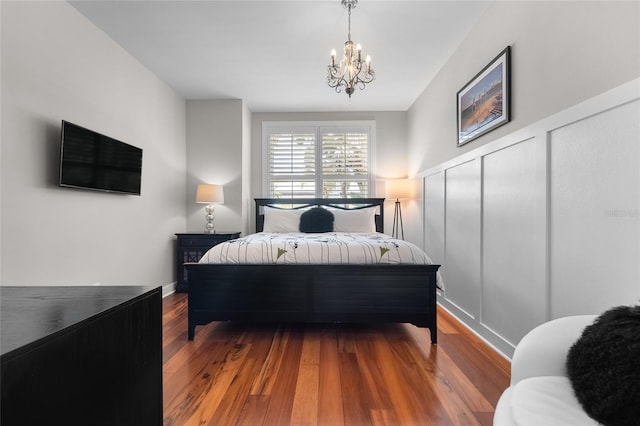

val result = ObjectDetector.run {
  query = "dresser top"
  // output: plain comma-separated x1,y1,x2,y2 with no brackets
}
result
1,286,159,358
175,232,240,236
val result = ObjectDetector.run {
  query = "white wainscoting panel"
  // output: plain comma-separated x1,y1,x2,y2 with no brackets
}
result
421,79,639,358
481,138,546,346
549,99,640,318
443,160,482,320
424,171,446,275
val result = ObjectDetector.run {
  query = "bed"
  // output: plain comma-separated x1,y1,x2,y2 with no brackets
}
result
185,198,441,343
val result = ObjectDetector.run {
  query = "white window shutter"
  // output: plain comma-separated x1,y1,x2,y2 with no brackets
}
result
264,123,373,199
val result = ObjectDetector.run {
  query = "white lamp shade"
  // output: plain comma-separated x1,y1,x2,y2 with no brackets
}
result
196,184,224,204
385,179,414,200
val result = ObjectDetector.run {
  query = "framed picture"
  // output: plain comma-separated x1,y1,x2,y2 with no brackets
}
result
457,46,511,146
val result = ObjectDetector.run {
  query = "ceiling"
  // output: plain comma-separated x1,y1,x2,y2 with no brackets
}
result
70,0,491,112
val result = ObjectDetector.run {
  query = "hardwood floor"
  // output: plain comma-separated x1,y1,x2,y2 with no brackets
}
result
162,293,510,426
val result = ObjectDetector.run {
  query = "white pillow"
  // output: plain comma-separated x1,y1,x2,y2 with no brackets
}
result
510,376,599,426
262,206,306,232
327,207,377,233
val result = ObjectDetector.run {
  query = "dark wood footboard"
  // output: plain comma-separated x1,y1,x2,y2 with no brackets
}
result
185,263,440,344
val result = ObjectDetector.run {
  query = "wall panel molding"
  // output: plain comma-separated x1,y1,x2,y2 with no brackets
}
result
549,100,640,318
421,79,640,358
443,160,482,321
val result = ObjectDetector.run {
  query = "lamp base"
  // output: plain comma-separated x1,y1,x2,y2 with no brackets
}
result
203,204,216,234
392,199,404,240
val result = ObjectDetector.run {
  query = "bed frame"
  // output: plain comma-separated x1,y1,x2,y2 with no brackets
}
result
185,198,441,343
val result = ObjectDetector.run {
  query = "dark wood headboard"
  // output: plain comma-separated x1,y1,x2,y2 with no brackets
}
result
254,198,385,233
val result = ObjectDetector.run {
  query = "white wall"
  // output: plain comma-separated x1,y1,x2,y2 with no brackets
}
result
250,111,407,233
186,100,246,234
406,1,640,253
408,1,640,173
187,108,407,236
1,1,186,287
424,81,639,358
242,103,253,235
409,1,640,356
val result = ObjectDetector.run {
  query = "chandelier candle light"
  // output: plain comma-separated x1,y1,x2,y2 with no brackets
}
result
327,0,375,98
195,184,224,234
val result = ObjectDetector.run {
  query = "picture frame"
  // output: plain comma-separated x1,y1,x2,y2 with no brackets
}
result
457,46,511,146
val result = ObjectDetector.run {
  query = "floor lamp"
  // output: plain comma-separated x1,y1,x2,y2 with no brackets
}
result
386,179,412,240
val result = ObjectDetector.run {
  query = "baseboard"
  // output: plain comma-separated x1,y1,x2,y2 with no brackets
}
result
438,302,513,362
162,282,176,298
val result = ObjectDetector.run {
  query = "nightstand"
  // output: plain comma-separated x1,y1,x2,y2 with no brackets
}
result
175,232,240,293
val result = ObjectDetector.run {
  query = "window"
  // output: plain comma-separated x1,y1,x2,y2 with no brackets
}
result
263,122,375,199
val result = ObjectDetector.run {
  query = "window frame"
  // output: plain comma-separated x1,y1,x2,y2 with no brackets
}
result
262,121,376,199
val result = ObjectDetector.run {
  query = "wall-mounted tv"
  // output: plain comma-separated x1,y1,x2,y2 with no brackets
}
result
59,121,143,195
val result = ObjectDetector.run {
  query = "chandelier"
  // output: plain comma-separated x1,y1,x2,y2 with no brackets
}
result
327,0,375,98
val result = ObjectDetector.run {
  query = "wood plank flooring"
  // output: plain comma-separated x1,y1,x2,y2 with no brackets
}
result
162,293,510,426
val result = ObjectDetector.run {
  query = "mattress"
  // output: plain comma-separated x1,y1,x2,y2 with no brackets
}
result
199,232,433,266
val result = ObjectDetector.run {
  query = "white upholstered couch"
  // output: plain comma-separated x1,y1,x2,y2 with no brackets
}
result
493,315,600,426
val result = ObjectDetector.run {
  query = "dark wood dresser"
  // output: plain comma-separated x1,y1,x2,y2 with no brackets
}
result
0,285,162,426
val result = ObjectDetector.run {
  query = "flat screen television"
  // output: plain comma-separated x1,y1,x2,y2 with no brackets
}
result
59,121,143,195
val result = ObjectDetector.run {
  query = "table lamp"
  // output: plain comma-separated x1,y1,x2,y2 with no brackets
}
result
196,184,224,234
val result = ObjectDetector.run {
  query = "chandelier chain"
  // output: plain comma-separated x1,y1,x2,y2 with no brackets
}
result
347,2,352,41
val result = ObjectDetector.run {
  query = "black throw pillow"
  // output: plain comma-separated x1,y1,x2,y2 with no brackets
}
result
299,207,334,233
566,304,640,426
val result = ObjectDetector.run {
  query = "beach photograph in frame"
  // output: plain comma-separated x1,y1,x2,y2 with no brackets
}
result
457,46,511,146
